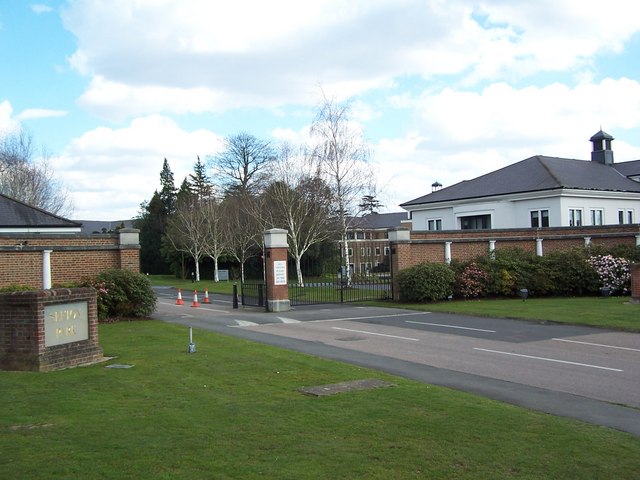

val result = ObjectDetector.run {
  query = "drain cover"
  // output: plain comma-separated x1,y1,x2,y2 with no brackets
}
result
105,364,134,369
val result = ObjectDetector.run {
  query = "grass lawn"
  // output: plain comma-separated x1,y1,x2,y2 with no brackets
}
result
379,296,640,332
149,274,236,295
2,320,639,479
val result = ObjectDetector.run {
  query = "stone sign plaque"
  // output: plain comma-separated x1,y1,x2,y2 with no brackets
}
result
44,302,89,347
273,260,287,286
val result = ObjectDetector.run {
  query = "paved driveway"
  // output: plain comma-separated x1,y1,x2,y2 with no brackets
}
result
152,287,640,436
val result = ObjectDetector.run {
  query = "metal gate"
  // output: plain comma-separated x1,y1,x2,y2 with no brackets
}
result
240,281,266,309
289,238,392,306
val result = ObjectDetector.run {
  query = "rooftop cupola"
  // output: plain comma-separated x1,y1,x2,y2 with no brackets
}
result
590,129,614,166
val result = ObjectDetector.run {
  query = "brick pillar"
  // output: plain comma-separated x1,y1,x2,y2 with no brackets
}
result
263,228,290,312
631,263,640,304
118,228,141,272
388,228,411,301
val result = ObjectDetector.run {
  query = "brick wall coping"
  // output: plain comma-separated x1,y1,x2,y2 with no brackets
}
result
0,287,97,303
0,244,140,252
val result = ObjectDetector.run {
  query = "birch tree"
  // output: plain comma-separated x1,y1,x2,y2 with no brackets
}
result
165,196,209,282
201,197,227,282
222,193,261,283
310,94,373,285
263,145,334,286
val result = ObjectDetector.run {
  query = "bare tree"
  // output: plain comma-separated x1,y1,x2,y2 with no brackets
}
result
209,132,274,196
0,131,73,216
201,198,227,282
165,198,209,282
263,144,334,286
222,193,261,283
310,93,373,284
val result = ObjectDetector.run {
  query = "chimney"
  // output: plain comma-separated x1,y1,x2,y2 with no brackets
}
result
590,130,614,166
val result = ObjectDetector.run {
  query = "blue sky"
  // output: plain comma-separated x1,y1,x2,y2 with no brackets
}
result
1,0,640,220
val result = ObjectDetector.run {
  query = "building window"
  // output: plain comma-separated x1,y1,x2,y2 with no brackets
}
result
348,248,353,256
360,247,365,256
460,214,491,230
569,209,583,227
375,246,381,256
619,209,635,224
530,210,549,228
427,218,442,231
590,209,603,226
383,246,390,256
360,263,366,274
356,231,365,240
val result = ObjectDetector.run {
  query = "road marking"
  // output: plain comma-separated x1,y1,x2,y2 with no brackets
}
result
406,320,495,333
332,327,420,341
312,312,426,323
473,348,623,372
278,317,301,324
229,320,259,327
552,338,640,353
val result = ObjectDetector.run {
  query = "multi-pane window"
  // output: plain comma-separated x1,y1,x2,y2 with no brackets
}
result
375,246,381,256
460,214,491,230
427,218,442,231
530,209,549,228
619,209,635,224
383,246,390,255
569,209,583,227
590,209,603,226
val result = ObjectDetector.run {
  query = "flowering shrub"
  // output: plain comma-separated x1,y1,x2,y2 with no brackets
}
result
586,255,631,295
456,262,489,298
81,269,156,321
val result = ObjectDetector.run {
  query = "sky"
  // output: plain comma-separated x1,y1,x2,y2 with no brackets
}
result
1,0,640,221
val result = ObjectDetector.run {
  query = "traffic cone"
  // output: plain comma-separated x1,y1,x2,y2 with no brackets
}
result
203,288,211,303
176,288,184,305
191,290,201,308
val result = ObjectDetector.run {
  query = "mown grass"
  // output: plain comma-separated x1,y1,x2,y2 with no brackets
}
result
2,320,639,479
380,296,639,332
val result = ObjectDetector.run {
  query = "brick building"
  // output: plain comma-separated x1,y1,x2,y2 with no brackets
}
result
0,193,140,288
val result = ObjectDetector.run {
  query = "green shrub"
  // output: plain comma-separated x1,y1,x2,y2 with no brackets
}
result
81,269,156,321
397,262,455,303
544,249,600,296
0,284,36,292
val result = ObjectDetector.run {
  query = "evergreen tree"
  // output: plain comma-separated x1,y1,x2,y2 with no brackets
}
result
159,158,177,215
188,156,214,200
135,191,169,273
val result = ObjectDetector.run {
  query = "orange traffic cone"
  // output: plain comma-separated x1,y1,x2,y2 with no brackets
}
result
203,288,210,303
191,290,201,308
176,288,184,305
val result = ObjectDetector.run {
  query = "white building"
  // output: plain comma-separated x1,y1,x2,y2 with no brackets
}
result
401,130,640,231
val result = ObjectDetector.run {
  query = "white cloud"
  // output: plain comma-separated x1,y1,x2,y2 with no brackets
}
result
16,109,68,120
0,101,21,135
30,4,53,14
51,115,223,220
375,77,640,208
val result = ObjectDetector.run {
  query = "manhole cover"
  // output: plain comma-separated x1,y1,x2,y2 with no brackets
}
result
299,378,395,397
105,364,134,369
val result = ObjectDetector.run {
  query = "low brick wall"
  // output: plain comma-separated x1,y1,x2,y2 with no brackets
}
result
0,288,104,371
389,225,640,300
0,229,140,288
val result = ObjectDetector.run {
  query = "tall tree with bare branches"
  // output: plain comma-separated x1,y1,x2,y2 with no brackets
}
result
209,132,274,196
310,93,374,284
0,130,72,216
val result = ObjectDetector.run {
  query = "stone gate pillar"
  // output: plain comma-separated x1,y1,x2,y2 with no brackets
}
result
263,228,290,312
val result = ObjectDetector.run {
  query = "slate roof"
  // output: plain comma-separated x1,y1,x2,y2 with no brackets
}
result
0,193,81,228
401,156,640,207
614,159,640,177
350,212,408,229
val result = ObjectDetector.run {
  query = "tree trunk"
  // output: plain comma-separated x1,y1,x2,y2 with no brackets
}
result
295,255,304,287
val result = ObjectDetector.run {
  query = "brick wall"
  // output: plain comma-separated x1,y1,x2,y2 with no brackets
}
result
389,225,640,299
0,288,104,371
0,229,140,289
